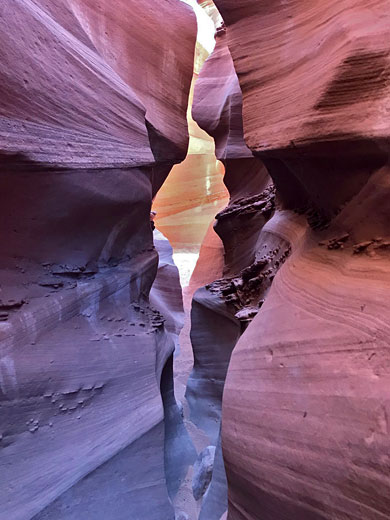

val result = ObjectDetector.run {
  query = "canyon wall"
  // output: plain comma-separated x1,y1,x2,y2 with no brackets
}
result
209,1,390,519
0,1,195,519
3,1,389,519
189,22,293,519
153,38,228,254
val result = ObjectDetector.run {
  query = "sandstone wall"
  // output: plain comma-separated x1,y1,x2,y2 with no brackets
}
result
190,26,292,520
0,2,195,519
211,2,390,519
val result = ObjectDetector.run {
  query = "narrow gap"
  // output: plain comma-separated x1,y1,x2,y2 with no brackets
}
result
153,3,229,519
153,1,228,288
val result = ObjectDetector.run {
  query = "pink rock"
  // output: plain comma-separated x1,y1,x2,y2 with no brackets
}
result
210,2,390,519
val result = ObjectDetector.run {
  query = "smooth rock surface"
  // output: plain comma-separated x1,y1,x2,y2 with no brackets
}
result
211,1,390,519
152,230,185,351
188,19,289,520
0,1,195,519
199,433,228,520
153,39,228,253
214,0,390,153
176,512,190,520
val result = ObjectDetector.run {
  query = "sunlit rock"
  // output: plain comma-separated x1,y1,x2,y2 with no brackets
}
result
153,39,228,255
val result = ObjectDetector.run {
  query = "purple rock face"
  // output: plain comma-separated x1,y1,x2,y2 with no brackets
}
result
0,1,195,519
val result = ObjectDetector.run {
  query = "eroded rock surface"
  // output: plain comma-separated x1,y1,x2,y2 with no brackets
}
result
211,1,390,519
0,2,195,519
153,36,228,253
188,22,293,520
192,445,216,501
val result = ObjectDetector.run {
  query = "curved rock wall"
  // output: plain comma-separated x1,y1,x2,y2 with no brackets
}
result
4,2,389,519
0,2,195,519
188,24,293,519
211,1,390,519
153,39,229,253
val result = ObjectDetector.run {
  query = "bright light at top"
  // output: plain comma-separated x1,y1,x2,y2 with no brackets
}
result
180,0,216,53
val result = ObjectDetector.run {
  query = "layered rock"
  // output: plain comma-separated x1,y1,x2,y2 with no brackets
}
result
189,19,256,442
153,38,228,253
188,21,292,519
0,2,195,519
152,230,185,351
211,1,390,519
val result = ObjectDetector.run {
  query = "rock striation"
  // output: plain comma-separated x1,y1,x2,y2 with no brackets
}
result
189,21,293,520
210,1,390,519
0,1,195,519
3,2,389,520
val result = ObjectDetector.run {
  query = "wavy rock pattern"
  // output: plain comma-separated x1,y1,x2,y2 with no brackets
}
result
211,1,390,519
214,0,390,153
0,2,195,519
189,24,293,520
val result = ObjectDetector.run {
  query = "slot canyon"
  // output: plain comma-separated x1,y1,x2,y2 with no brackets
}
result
1,1,390,519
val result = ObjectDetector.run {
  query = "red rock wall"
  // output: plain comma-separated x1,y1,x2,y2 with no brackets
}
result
0,2,195,519
215,0,390,153
189,25,292,520
211,1,390,519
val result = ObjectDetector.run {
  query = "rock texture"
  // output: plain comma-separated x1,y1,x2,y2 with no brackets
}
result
152,230,185,351
0,2,195,519
189,23,255,441
210,1,390,519
188,21,292,520
192,445,216,501
215,0,390,155
153,39,228,253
